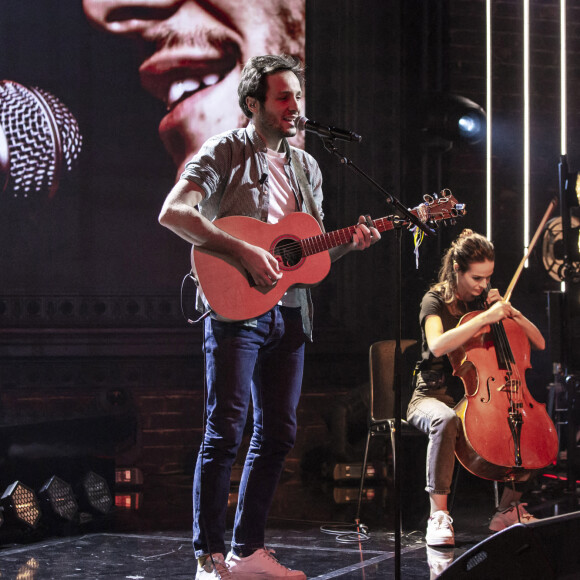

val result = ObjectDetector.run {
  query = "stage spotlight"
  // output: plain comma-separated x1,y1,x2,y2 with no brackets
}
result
542,216,580,282
1,481,42,529
115,492,143,511
555,163,580,282
38,476,79,523
80,471,113,515
115,467,144,486
458,112,484,141
421,93,487,147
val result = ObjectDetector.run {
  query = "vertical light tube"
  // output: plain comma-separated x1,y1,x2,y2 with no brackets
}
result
561,0,567,157
486,0,493,240
561,0,567,292
523,0,531,263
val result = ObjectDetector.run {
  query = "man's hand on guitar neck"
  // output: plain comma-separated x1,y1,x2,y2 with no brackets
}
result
329,215,381,262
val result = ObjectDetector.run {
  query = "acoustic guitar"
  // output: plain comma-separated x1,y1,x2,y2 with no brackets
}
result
191,193,465,321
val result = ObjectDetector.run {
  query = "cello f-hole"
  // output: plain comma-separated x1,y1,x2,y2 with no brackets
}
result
481,377,494,403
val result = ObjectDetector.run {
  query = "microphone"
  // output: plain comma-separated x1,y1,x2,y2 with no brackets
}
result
0,80,82,199
296,116,362,143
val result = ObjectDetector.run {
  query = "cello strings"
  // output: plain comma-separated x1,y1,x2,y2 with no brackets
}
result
484,282,523,404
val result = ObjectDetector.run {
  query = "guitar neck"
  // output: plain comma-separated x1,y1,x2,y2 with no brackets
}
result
301,214,406,256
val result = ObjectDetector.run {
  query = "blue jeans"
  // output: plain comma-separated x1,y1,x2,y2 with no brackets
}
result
406,371,461,495
193,306,306,558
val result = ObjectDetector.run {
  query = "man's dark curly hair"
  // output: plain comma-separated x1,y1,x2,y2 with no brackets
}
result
238,54,305,119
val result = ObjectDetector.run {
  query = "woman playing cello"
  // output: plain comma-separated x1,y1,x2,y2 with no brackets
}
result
407,229,546,547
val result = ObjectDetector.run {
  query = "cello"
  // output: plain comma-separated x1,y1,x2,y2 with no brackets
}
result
449,201,559,483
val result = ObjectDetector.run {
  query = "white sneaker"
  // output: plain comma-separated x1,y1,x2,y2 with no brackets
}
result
196,553,232,579
489,502,538,532
226,548,306,579
426,510,455,547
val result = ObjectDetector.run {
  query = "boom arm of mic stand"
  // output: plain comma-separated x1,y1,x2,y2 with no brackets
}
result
321,137,436,237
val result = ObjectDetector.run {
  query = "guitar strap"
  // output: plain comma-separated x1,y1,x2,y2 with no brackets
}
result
290,152,326,233
288,147,322,341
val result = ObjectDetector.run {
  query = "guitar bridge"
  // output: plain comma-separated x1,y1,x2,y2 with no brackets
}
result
245,270,256,288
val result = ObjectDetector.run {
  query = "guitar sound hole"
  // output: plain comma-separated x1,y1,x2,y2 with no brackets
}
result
273,238,303,269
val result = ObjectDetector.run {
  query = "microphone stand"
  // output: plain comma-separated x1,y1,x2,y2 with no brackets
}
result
558,154,579,494
321,138,436,239
321,137,435,580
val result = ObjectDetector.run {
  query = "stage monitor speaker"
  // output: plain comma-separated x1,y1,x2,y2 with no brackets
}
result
438,511,580,579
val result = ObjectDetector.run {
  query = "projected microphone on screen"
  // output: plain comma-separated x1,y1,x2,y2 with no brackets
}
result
0,80,82,199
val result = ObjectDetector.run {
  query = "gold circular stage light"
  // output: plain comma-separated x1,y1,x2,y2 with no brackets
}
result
541,215,580,282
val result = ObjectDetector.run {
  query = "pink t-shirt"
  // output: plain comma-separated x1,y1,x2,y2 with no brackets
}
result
267,148,300,307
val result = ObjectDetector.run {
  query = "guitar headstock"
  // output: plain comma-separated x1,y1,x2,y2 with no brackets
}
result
414,189,466,226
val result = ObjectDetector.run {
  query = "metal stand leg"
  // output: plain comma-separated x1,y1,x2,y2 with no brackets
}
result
355,430,372,525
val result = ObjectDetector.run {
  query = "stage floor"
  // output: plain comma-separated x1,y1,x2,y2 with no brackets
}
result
0,467,579,579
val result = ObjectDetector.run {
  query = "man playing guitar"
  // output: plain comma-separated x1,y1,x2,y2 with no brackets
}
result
158,54,379,580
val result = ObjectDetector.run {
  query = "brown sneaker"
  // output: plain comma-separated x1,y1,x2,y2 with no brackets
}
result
489,503,537,532
226,548,306,579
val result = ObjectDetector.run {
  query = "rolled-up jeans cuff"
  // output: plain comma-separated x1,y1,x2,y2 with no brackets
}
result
426,487,450,495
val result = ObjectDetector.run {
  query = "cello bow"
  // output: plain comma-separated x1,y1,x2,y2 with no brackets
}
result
503,197,558,303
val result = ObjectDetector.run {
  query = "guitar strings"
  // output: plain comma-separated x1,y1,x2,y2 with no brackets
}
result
268,209,452,263
271,225,366,262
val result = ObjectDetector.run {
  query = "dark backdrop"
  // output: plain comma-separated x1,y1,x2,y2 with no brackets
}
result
1,0,578,478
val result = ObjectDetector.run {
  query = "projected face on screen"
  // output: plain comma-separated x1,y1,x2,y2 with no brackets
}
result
82,0,305,177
